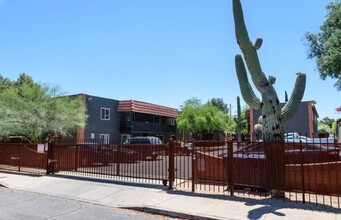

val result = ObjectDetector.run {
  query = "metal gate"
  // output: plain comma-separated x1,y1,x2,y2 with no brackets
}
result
1,139,340,208
0,143,47,175
46,141,171,185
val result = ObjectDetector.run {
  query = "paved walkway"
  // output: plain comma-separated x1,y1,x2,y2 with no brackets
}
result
0,171,340,220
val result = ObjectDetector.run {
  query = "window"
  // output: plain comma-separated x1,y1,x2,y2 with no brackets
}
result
100,134,110,144
100,108,110,120
167,118,175,125
126,112,132,121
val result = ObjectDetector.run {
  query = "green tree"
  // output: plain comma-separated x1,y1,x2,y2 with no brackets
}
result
331,121,338,134
305,1,341,90
177,98,227,138
318,122,333,134
0,74,12,90
177,98,205,135
318,116,335,134
201,103,227,133
0,74,87,143
15,73,35,87
209,98,229,114
320,116,335,128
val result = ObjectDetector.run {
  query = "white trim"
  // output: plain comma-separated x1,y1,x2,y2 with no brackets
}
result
100,107,110,120
100,134,110,144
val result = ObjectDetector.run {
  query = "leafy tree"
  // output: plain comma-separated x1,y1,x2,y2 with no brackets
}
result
201,103,227,133
305,1,341,90
0,74,87,143
331,121,338,134
0,74,11,90
15,73,35,87
320,116,335,128
318,116,336,134
177,98,228,138
335,118,341,136
209,98,229,114
318,122,333,134
177,98,205,135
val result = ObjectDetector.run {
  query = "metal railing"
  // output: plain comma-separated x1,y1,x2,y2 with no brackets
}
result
0,143,47,175
47,141,170,185
191,140,341,208
0,138,340,208
120,121,176,133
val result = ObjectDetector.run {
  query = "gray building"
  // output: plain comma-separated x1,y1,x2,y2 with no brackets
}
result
248,100,319,141
71,94,178,144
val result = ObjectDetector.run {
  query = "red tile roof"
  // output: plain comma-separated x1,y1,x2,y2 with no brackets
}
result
117,100,179,118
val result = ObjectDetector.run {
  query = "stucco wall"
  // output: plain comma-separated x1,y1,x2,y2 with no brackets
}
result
84,95,121,143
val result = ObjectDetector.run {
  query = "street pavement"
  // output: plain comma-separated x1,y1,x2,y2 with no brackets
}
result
0,187,164,220
0,171,340,220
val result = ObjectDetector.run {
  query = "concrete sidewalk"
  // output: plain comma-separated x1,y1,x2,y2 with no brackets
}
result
0,171,340,220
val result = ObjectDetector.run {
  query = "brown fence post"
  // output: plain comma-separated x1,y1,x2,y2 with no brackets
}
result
18,145,22,172
75,144,79,171
300,141,305,203
192,143,196,192
46,141,53,175
168,139,175,189
228,141,234,196
116,145,121,176
265,141,285,198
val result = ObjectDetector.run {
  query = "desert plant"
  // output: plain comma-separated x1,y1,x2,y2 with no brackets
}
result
232,0,307,197
233,0,306,142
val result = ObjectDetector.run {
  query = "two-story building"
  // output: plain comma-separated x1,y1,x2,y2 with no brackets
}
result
73,94,179,144
117,100,178,143
247,100,319,141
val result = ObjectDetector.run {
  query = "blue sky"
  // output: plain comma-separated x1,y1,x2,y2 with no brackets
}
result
0,0,340,120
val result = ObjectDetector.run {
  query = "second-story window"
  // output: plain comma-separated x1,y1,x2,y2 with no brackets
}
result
100,108,110,120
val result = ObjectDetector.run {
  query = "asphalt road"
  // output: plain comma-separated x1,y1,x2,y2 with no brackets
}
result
0,187,166,220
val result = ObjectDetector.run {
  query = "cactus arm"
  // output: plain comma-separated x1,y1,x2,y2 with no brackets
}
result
235,54,262,110
281,72,306,123
254,38,263,50
233,0,268,90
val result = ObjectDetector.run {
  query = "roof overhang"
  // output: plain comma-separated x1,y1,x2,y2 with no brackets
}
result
117,100,179,118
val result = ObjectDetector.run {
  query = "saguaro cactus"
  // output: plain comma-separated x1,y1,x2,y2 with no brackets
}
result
233,0,306,142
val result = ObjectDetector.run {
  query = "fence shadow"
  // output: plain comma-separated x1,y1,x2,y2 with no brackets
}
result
0,170,43,178
163,189,341,214
51,173,169,190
